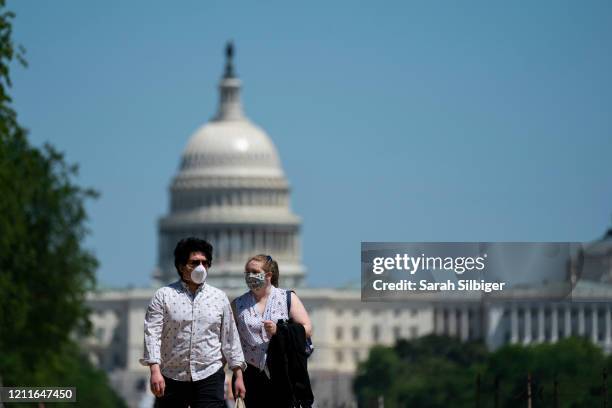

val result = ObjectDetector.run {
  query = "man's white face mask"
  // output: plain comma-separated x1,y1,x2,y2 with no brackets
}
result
191,264,207,284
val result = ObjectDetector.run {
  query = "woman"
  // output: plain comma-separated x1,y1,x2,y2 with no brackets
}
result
232,254,312,407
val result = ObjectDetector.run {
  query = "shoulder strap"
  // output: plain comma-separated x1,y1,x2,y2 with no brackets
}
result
286,289,293,313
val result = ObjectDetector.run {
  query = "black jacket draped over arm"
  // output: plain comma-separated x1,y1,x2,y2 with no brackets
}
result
266,319,314,408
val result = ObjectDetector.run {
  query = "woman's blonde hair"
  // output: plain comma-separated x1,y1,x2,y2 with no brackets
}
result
245,254,280,287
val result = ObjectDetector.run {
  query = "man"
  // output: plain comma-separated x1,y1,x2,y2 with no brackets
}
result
140,237,246,407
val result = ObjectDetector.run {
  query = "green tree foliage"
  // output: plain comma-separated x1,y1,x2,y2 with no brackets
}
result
354,335,487,408
354,335,612,408
480,337,612,408
0,2,126,406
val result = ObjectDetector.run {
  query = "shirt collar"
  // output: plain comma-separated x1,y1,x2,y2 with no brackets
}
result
179,279,205,294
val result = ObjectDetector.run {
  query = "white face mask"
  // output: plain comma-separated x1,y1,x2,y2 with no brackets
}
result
190,264,207,284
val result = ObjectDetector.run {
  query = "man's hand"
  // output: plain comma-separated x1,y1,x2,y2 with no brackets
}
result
263,320,277,338
233,369,246,399
149,364,165,397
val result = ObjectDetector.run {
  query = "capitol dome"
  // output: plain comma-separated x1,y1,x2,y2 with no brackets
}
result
179,118,284,179
156,43,305,289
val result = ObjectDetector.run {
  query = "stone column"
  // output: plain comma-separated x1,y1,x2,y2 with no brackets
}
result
262,229,268,252
550,305,558,342
233,229,240,261
537,306,545,343
461,308,469,341
220,230,228,262
578,305,585,336
605,305,611,347
255,228,262,252
227,230,234,261
224,230,230,261
240,229,246,260
433,309,441,334
249,228,255,254
284,232,290,260
288,234,294,257
279,232,285,259
523,306,532,345
564,305,572,338
448,307,457,337
511,305,519,344
591,305,599,344
269,230,275,253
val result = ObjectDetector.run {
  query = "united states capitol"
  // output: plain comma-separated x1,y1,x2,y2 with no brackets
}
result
81,44,612,408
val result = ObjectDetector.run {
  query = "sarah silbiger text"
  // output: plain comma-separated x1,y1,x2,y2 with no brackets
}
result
372,279,506,293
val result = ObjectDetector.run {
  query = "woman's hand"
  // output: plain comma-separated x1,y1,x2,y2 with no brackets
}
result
149,364,165,397
263,320,277,338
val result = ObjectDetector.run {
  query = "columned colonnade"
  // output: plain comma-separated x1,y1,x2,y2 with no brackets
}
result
508,302,612,347
434,302,612,351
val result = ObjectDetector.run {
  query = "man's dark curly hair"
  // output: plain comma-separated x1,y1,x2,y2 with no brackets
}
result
173,237,213,276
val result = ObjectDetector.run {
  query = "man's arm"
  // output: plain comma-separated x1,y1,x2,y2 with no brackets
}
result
148,363,165,397
140,290,165,397
231,365,246,399
221,296,247,398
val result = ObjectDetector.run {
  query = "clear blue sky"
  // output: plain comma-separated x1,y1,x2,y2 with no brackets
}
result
8,0,612,289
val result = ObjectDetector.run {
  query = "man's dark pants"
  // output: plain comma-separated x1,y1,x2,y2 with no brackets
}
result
155,368,225,408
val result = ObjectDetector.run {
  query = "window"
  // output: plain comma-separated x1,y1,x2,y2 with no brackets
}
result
352,327,360,341
353,350,360,362
372,325,380,342
336,350,344,363
336,326,343,341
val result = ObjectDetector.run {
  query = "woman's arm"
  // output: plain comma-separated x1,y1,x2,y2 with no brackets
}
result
289,292,312,338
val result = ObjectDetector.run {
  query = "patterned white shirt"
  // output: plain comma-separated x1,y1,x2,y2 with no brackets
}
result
233,287,289,371
140,280,246,381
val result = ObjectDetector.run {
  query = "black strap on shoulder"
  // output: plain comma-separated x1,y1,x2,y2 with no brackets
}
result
286,290,294,313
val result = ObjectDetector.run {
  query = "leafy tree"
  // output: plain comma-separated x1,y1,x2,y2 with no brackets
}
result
481,337,612,408
354,335,611,408
0,2,126,406
354,335,487,408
